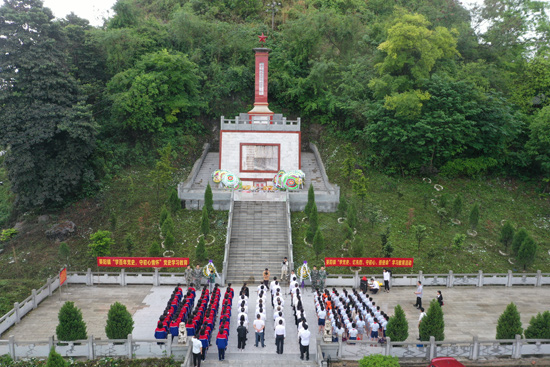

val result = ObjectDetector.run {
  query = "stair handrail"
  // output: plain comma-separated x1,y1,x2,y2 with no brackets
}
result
286,191,294,273
221,190,235,285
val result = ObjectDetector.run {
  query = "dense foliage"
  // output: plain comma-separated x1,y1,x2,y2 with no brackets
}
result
419,299,445,341
0,0,549,213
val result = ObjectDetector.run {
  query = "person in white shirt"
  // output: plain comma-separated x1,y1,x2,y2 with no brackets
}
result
274,319,286,354
238,309,248,323
418,307,427,328
253,314,265,347
274,313,285,328
317,306,326,333
370,278,380,294
349,323,358,344
237,302,248,313
383,268,391,293
192,335,203,367
298,324,311,360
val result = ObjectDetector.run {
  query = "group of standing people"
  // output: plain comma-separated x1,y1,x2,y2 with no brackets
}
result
310,266,328,290
185,265,216,292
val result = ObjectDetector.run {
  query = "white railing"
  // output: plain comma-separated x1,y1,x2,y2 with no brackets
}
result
0,334,190,361
221,190,235,285
286,191,294,273
320,335,550,362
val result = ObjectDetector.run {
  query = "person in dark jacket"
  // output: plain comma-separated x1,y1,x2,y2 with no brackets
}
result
237,320,248,351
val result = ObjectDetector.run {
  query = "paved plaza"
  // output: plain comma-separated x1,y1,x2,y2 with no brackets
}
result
2,283,550,363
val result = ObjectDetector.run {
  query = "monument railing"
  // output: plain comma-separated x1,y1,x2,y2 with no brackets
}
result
0,334,190,361
221,190,235,285
285,191,295,274
320,335,550,362
220,116,300,131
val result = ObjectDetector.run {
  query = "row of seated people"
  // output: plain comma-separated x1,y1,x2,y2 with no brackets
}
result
314,287,389,344
155,284,196,341
289,277,312,360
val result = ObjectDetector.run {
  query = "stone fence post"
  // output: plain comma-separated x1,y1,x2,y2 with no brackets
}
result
471,336,479,360
32,289,37,309
448,270,454,288
127,334,133,359
120,269,126,286
86,268,93,286
88,335,94,360
507,270,513,287
419,270,424,283
477,270,483,287
154,268,160,286
47,277,52,296
536,270,542,287
8,335,15,359
385,337,391,356
14,303,20,323
513,334,522,359
429,336,436,360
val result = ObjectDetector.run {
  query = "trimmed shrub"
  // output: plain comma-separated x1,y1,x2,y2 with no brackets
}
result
200,206,210,236
496,302,523,339
386,304,408,342
524,311,550,339
46,347,66,367
56,301,87,341
511,228,528,255
338,196,348,217
169,188,181,213
419,299,444,341
313,228,325,256
58,242,70,264
499,221,515,251
161,213,174,238
358,354,400,367
306,202,318,242
148,241,161,257
105,302,134,339
350,238,363,258
159,205,169,227
164,231,175,251
204,183,214,217
451,193,463,218
347,202,357,229
517,236,537,270
196,236,207,262
305,184,315,217
469,203,480,230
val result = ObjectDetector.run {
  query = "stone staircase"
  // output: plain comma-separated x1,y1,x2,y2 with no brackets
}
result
225,201,289,285
191,152,219,189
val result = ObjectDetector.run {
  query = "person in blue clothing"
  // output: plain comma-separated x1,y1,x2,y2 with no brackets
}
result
155,321,168,344
216,330,228,361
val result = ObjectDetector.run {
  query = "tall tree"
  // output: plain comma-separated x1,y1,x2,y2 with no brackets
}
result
511,227,529,255
517,236,537,270
0,0,97,210
499,222,515,251
204,183,214,217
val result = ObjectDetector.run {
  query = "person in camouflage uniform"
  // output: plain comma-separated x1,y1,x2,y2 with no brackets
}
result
184,265,194,286
311,265,319,290
193,264,203,287
318,266,327,291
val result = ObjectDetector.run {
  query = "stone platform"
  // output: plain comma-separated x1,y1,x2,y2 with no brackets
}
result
177,143,340,212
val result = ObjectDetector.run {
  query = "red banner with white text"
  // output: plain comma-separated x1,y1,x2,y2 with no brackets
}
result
324,257,414,268
97,257,190,268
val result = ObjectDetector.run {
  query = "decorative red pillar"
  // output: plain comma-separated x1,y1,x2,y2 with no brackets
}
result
248,34,273,122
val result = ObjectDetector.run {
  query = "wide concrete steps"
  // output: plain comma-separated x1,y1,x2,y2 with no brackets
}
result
225,201,289,284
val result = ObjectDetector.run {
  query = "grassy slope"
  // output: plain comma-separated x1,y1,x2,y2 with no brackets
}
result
292,135,550,275
0,163,227,314
1,133,550,311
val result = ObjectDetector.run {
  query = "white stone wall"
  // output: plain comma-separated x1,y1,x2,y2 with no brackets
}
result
220,131,300,180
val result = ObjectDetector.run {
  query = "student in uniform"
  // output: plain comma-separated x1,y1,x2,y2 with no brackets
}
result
274,319,286,354
192,335,203,367
237,320,248,351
